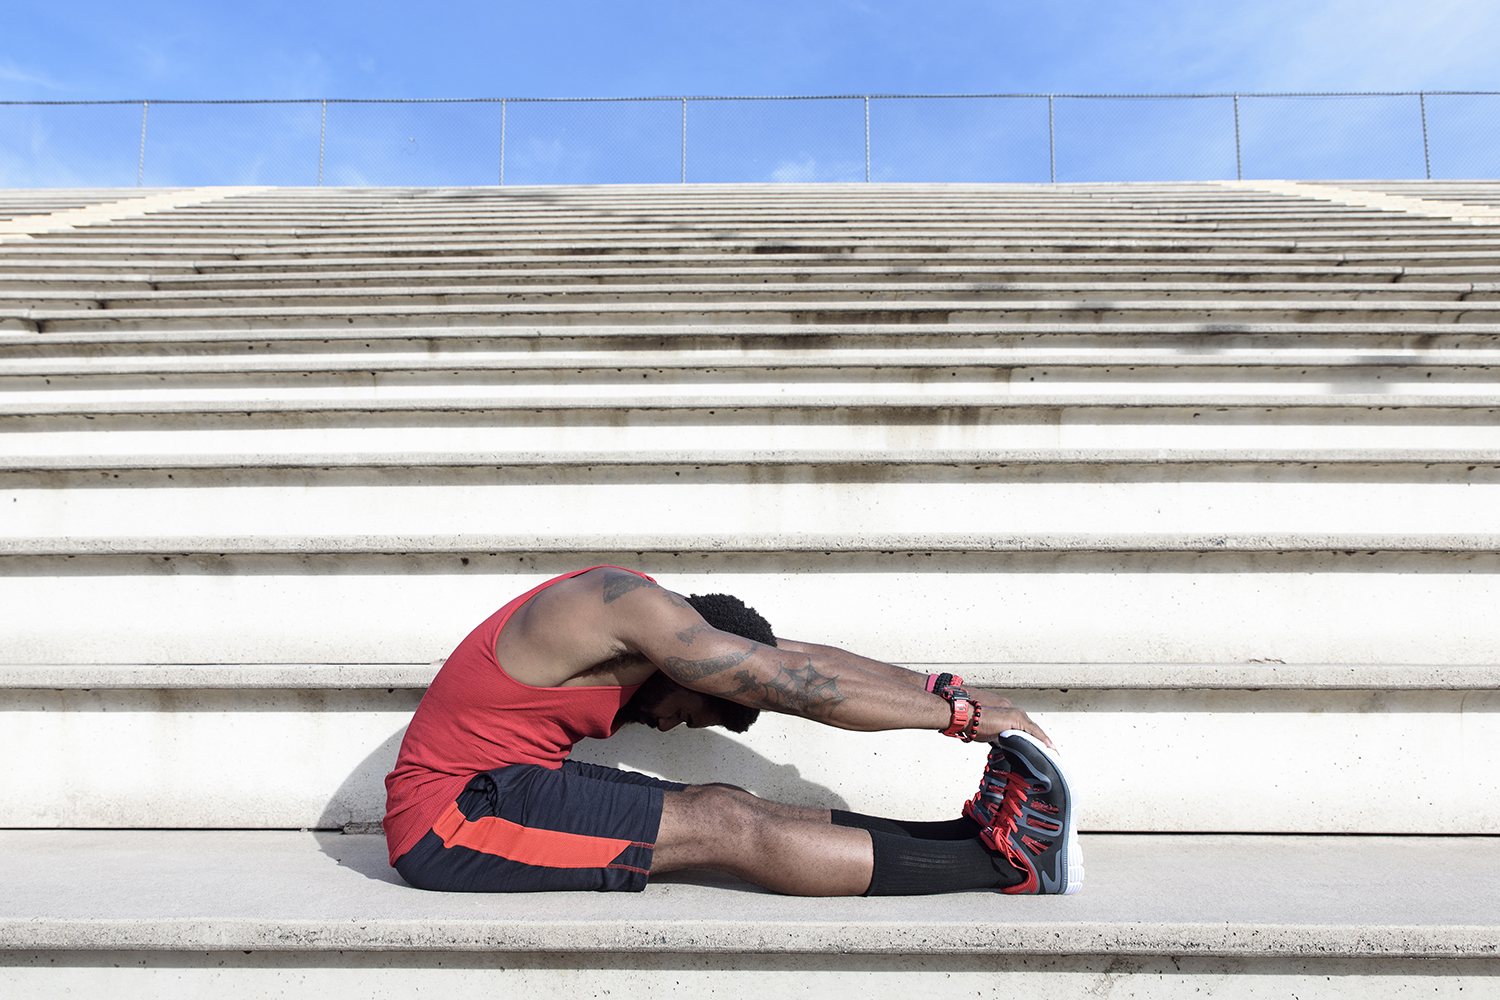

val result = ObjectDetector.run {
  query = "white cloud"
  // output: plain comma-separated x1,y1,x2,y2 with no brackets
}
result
0,60,67,91
769,155,866,182
771,156,819,182
1145,0,1500,91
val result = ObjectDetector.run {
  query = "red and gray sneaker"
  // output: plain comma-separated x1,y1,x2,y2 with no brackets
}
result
962,730,1083,894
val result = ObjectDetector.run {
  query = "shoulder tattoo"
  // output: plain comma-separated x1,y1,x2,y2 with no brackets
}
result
601,572,655,604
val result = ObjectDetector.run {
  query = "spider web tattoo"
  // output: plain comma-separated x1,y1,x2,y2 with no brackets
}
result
722,657,846,722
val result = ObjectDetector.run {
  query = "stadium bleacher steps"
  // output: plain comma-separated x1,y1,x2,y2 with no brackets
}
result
1,181,1497,997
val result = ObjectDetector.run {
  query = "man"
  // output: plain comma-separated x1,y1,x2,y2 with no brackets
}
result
384,565,1082,896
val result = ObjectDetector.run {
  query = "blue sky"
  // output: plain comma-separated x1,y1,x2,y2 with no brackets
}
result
4,0,1497,100
3,1,1497,186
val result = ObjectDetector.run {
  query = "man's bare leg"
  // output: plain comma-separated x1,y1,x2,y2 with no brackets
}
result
652,785,872,896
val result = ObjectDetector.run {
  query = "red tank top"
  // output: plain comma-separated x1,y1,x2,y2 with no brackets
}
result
382,566,654,863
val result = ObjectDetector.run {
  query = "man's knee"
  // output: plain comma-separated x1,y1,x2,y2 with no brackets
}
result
659,784,760,857
670,783,758,825
692,781,752,796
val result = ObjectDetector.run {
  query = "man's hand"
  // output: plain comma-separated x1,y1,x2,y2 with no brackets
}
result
972,689,1013,710
975,705,1053,749
960,688,1054,748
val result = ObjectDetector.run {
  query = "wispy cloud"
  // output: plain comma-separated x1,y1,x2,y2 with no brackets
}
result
0,60,69,91
1079,0,1500,92
771,157,819,182
1270,0,1500,89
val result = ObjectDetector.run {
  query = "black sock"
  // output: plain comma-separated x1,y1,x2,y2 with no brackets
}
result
863,830,1023,895
831,809,981,841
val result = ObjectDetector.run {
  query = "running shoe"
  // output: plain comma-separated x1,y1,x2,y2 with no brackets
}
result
962,730,1083,894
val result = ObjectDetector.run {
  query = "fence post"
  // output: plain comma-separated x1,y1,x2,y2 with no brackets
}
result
1233,94,1243,181
318,100,327,186
1420,92,1432,180
681,98,687,183
1048,95,1056,183
136,101,149,187
499,99,507,186
864,95,871,182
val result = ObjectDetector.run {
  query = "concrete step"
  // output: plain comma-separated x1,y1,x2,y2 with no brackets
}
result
10,342,1500,377
10,229,1500,255
0,659,1493,830
19,265,1500,290
15,281,1500,313
1338,181,1500,208
11,660,1499,690
5,458,1499,564
11,252,1500,278
7,380,1500,415
7,468,1498,545
7,413,1499,469
0,192,155,222
12,239,1500,269
1,830,1495,998
5,549,1499,664
51,219,1478,240
12,300,1500,335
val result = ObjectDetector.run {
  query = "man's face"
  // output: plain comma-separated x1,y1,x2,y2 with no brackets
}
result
620,674,727,731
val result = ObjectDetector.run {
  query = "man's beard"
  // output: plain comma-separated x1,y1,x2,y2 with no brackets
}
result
612,671,759,733
613,671,681,729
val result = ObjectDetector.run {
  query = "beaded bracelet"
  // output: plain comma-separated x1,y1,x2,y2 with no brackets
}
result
930,672,983,742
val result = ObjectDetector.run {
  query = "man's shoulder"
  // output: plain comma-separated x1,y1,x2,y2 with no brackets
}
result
532,566,659,610
596,567,659,604
497,567,669,687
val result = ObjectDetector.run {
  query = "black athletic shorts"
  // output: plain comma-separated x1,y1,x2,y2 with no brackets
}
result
393,760,687,893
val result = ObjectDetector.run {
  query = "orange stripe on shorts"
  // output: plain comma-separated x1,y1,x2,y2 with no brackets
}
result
432,801,644,869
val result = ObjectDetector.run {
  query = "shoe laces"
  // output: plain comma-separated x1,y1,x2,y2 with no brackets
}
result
990,767,1033,843
976,762,1052,850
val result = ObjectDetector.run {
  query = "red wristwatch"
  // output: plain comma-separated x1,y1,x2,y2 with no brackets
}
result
932,674,983,742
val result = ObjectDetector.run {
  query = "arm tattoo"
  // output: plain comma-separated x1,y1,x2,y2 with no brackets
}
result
723,657,846,722
675,622,712,644
601,572,654,604
662,646,754,682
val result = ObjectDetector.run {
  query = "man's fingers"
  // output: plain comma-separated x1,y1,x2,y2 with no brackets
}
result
1004,709,1054,750
971,705,1056,750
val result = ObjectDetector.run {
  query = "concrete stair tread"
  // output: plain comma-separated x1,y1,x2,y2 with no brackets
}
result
49,221,1469,238
14,280,1500,306
10,448,1500,470
12,305,1500,340
2,830,1496,957
3,661,1495,690
17,248,1500,268
22,224,1441,242
12,347,1500,377
11,320,1500,345
64,236,1473,252
9,531,1500,555
12,295,1500,316
20,267,1500,287
12,245,1500,267
8,392,1500,417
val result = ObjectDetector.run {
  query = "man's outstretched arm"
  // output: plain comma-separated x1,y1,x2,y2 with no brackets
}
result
777,637,1026,719
604,576,1051,745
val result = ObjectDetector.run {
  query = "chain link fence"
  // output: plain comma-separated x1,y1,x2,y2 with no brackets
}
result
2,92,1496,188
